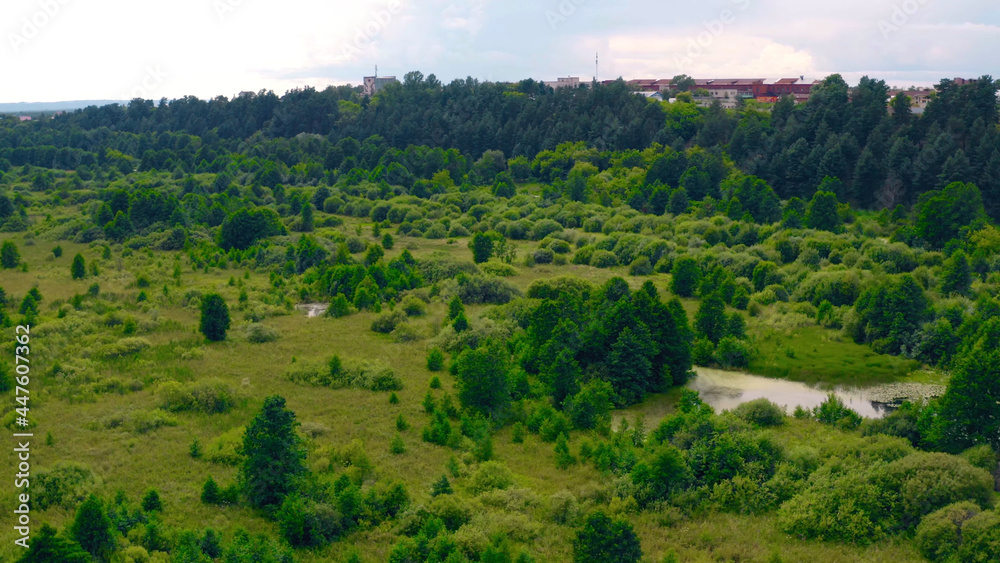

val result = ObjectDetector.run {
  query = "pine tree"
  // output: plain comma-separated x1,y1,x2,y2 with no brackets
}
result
70,494,115,561
241,395,307,509
16,524,91,563
546,349,581,409
1,240,20,269
572,511,642,563
455,341,510,419
141,489,162,512
608,326,653,407
199,293,231,341
431,474,453,496
470,232,494,264
71,254,86,280
202,476,221,504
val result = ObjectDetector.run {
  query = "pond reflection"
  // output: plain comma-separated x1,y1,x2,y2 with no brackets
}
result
685,367,894,419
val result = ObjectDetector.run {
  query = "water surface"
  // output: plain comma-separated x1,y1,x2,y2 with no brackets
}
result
685,367,894,419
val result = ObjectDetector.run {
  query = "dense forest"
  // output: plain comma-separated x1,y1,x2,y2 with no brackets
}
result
0,73,999,562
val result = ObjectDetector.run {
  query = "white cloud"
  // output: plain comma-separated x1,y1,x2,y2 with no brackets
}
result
0,0,993,102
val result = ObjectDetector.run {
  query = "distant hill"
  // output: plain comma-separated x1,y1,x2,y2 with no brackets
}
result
0,100,123,114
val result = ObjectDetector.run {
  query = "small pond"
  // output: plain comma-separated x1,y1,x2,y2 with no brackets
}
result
684,367,942,419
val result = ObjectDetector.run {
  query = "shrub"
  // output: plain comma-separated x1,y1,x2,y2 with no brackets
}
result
629,256,653,276
444,274,522,305
243,323,280,343
914,501,982,562
96,337,151,359
732,399,785,427
480,260,519,277
469,461,514,494
813,394,862,429
158,379,240,414
590,250,619,269
427,348,445,371
33,462,99,510
400,295,427,317
714,336,755,369
371,310,408,333
532,248,554,264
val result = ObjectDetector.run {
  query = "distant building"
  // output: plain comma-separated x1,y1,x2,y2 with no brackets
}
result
544,77,581,90
363,75,399,96
636,91,664,101
18,116,31,122
889,88,935,114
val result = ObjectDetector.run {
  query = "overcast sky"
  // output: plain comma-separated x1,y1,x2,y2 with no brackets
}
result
1,0,997,103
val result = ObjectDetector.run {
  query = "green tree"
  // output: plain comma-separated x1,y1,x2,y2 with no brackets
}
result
16,524,91,563
545,349,581,409
470,232,494,264
940,250,972,296
572,511,642,563
915,182,986,249
70,494,114,561
455,341,510,419
671,256,701,297
1,240,20,269
71,254,86,280
935,320,1000,451
805,190,841,232
696,293,727,344
241,395,307,509
608,326,653,407
141,489,162,512
299,203,314,232
199,294,231,342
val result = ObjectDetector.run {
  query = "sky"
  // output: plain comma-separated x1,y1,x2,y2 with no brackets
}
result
1,0,998,103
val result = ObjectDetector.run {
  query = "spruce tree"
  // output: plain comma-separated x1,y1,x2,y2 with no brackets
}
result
70,494,115,561
241,395,306,509
17,524,91,563
572,511,642,563
1,240,19,269
199,293,231,341
71,254,86,280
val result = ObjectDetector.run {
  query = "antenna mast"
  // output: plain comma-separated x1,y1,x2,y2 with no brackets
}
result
595,53,599,82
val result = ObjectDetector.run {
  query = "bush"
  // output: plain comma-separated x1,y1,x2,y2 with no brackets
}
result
96,337,151,359
400,295,427,317
629,256,653,276
469,461,515,494
479,260,519,277
915,501,982,562
732,399,785,427
371,310,408,333
33,462,99,510
243,323,280,343
590,250,619,269
532,248,554,264
444,274,522,305
714,336,755,369
813,394,862,429
158,379,240,414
